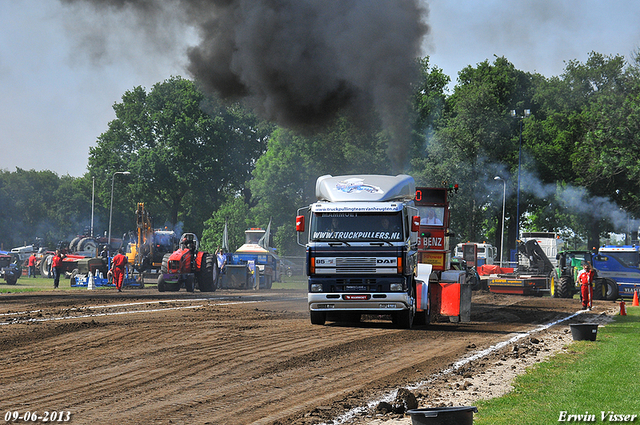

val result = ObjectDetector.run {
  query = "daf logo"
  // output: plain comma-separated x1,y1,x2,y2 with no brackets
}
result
377,259,396,264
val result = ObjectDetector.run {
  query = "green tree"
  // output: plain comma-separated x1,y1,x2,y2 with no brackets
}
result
413,57,539,255
87,76,271,238
530,52,640,248
201,196,250,253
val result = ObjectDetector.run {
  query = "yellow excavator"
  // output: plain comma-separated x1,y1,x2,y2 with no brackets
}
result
126,203,179,281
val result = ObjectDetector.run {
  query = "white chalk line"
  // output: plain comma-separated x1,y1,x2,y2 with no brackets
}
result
323,309,588,425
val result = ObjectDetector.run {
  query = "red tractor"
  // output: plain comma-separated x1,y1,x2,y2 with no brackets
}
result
157,233,219,292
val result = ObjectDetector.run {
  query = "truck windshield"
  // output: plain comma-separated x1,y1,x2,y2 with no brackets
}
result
310,212,404,242
606,251,640,269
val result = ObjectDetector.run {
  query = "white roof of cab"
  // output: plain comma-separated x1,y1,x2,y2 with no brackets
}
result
315,174,415,203
311,201,404,213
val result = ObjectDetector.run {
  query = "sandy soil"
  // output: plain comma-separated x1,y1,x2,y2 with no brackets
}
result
0,288,616,425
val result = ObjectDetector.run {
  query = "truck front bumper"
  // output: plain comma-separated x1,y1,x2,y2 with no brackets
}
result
308,292,411,312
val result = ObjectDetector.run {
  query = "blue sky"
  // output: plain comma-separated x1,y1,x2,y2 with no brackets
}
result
1,0,639,177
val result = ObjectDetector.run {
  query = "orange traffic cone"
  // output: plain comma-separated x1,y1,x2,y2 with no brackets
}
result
633,290,639,307
620,300,627,316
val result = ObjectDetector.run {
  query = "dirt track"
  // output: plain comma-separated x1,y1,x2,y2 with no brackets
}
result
0,288,609,424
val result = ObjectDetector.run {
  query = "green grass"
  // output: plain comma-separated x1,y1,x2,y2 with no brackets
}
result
0,276,88,293
271,275,307,290
475,307,640,424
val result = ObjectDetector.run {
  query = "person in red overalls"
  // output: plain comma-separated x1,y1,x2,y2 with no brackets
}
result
110,248,128,292
50,250,64,289
577,261,595,310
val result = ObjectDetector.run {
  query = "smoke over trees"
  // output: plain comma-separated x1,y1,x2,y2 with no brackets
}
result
61,0,429,172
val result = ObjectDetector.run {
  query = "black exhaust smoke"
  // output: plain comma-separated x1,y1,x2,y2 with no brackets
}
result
61,0,429,171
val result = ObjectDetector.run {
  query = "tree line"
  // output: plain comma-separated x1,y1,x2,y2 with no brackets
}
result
2,52,639,258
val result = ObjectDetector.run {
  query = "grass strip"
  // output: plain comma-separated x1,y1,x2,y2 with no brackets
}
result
474,306,640,424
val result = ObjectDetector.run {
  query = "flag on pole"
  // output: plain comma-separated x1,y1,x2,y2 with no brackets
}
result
222,221,229,252
258,219,271,249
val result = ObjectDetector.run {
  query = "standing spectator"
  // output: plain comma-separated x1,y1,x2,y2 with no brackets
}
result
110,248,128,292
28,253,37,278
216,248,226,272
577,261,595,310
51,250,64,289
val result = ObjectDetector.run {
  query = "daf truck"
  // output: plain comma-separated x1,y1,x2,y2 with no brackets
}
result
296,174,471,328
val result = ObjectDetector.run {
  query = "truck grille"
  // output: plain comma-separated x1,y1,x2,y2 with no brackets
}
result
336,257,376,273
333,278,378,292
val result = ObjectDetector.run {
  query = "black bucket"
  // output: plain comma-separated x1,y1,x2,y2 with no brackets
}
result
570,323,599,341
407,406,478,425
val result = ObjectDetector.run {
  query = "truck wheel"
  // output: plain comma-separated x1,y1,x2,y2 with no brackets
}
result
394,307,414,329
5,276,18,285
394,287,415,329
603,278,619,300
594,278,606,300
556,276,573,299
310,311,326,325
157,275,166,292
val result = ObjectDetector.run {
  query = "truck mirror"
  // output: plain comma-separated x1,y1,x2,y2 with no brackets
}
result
411,216,420,232
296,215,305,232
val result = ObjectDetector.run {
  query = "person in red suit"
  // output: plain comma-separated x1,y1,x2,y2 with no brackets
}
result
28,253,37,278
110,248,128,292
51,250,64,288
577,261,595,310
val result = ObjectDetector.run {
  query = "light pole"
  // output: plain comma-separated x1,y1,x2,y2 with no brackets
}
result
494,176,506,267
91,176,95,238
108,171,131,253
511,109,530,241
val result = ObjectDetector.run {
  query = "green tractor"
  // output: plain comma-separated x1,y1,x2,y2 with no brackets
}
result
553,250,592,298
553,250,618,300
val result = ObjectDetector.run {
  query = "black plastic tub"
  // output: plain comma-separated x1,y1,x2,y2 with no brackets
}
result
407,406,478,425
570,323,599,341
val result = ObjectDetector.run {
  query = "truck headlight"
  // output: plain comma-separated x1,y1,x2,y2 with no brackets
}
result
310,284,323,292
390,283,403,291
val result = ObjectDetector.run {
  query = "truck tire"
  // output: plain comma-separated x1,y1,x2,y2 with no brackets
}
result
310,311,326,325
556,276,573,299
605,278,619,300
197,253,218,292
393,287,415,329
594,278,618,301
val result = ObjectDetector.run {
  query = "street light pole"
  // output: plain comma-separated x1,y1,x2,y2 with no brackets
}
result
494,176,506,267
511,109,530,241
108,171,131,254
91,176,95,238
